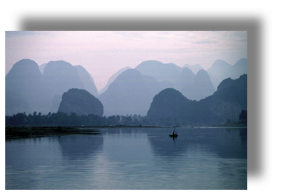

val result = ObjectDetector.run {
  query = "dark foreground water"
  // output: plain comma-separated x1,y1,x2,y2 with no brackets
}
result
5,127,247,190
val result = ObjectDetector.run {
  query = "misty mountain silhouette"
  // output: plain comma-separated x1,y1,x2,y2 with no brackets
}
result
147,88,192,120
99,67,131,94
134,60,215,101
99,69,160,116
5,59,49,115
207,58,247,89
75,65,99,97
177,69,215,101
174,67,195,89
40,62,99,98
42,60,86,113
191,69,215,100
6,90,31,116
228,58,247,79
183,64,203,74
202,74,247,123
6,58,246,119
216,73,247,92
147,74,247,126
6,59,100,115
98,60,218,116
135,60,182,83
58,88,103,116
43,60,85,97
39,63,47,74
207,59,232,89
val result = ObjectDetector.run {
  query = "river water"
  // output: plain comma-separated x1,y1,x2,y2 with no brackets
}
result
5,127,247,190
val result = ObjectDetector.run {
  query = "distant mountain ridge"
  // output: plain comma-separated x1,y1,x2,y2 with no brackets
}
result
147,88,192,120
99,60,217,116
6,58,247,120
229,58,247,79
99,69,160,116
6,59,48,115
99,67,131,94
190,69,215,100
6,59,100,115
183,64,203,74
207,58,247,89
147,74,247,126
135,60,182,83
75,65,99,97
39,63,47,74
58,88,103,116
43,60,85,101
134,60,215,101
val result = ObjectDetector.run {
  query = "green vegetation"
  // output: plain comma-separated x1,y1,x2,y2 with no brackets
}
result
6,109,247,128
5,112,154,127
5,126,100,140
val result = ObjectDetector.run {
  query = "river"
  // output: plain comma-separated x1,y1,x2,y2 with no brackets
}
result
5,127,247,190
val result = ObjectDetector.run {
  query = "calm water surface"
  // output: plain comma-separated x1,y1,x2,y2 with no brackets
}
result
6,127,247,190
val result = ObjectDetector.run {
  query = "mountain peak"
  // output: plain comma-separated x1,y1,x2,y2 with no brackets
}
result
192,69,215,100
196,69,208,76
210,59,232,69
109,69,141,87
207,59,232,75
99,67,132,94
135,60,182,82
43,60,74,74
7,59,41,76
217,74,247,91
58,88,103,116
235,58,247,64
233,58,247,68
183,64,203,74
13,59,37,66
5,59,45,115
147,88,190,120
147,74,247,125
99,68,160,116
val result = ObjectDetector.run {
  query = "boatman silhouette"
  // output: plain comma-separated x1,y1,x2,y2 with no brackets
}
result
173,128,177,135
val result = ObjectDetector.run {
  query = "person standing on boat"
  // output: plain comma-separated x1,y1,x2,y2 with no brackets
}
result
173,128,176,135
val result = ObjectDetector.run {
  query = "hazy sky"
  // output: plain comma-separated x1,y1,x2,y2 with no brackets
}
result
5,31,247,91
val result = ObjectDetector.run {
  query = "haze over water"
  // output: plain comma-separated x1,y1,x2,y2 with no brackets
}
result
6,127,247,190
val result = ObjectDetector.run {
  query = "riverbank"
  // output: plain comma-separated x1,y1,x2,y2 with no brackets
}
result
5,126,101,140
213,123,247,128
5,125,165,140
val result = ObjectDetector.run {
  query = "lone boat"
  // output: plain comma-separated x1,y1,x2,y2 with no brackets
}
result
169,128,178,137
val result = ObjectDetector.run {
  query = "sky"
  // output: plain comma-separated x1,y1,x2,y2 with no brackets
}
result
5,31,247,91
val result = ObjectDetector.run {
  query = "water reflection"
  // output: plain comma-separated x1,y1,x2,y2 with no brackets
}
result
58,135,103,160
147,129,185,157
239,128,247,144
147,128,247,159
6,137,62,171
6,128,247,190
146,127,247,189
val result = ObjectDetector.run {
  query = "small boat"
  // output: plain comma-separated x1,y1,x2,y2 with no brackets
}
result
170,128,178,137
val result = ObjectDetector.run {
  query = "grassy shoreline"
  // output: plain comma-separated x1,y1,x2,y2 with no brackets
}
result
5,125,165,140
5,125,247,140
5,126,100,140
